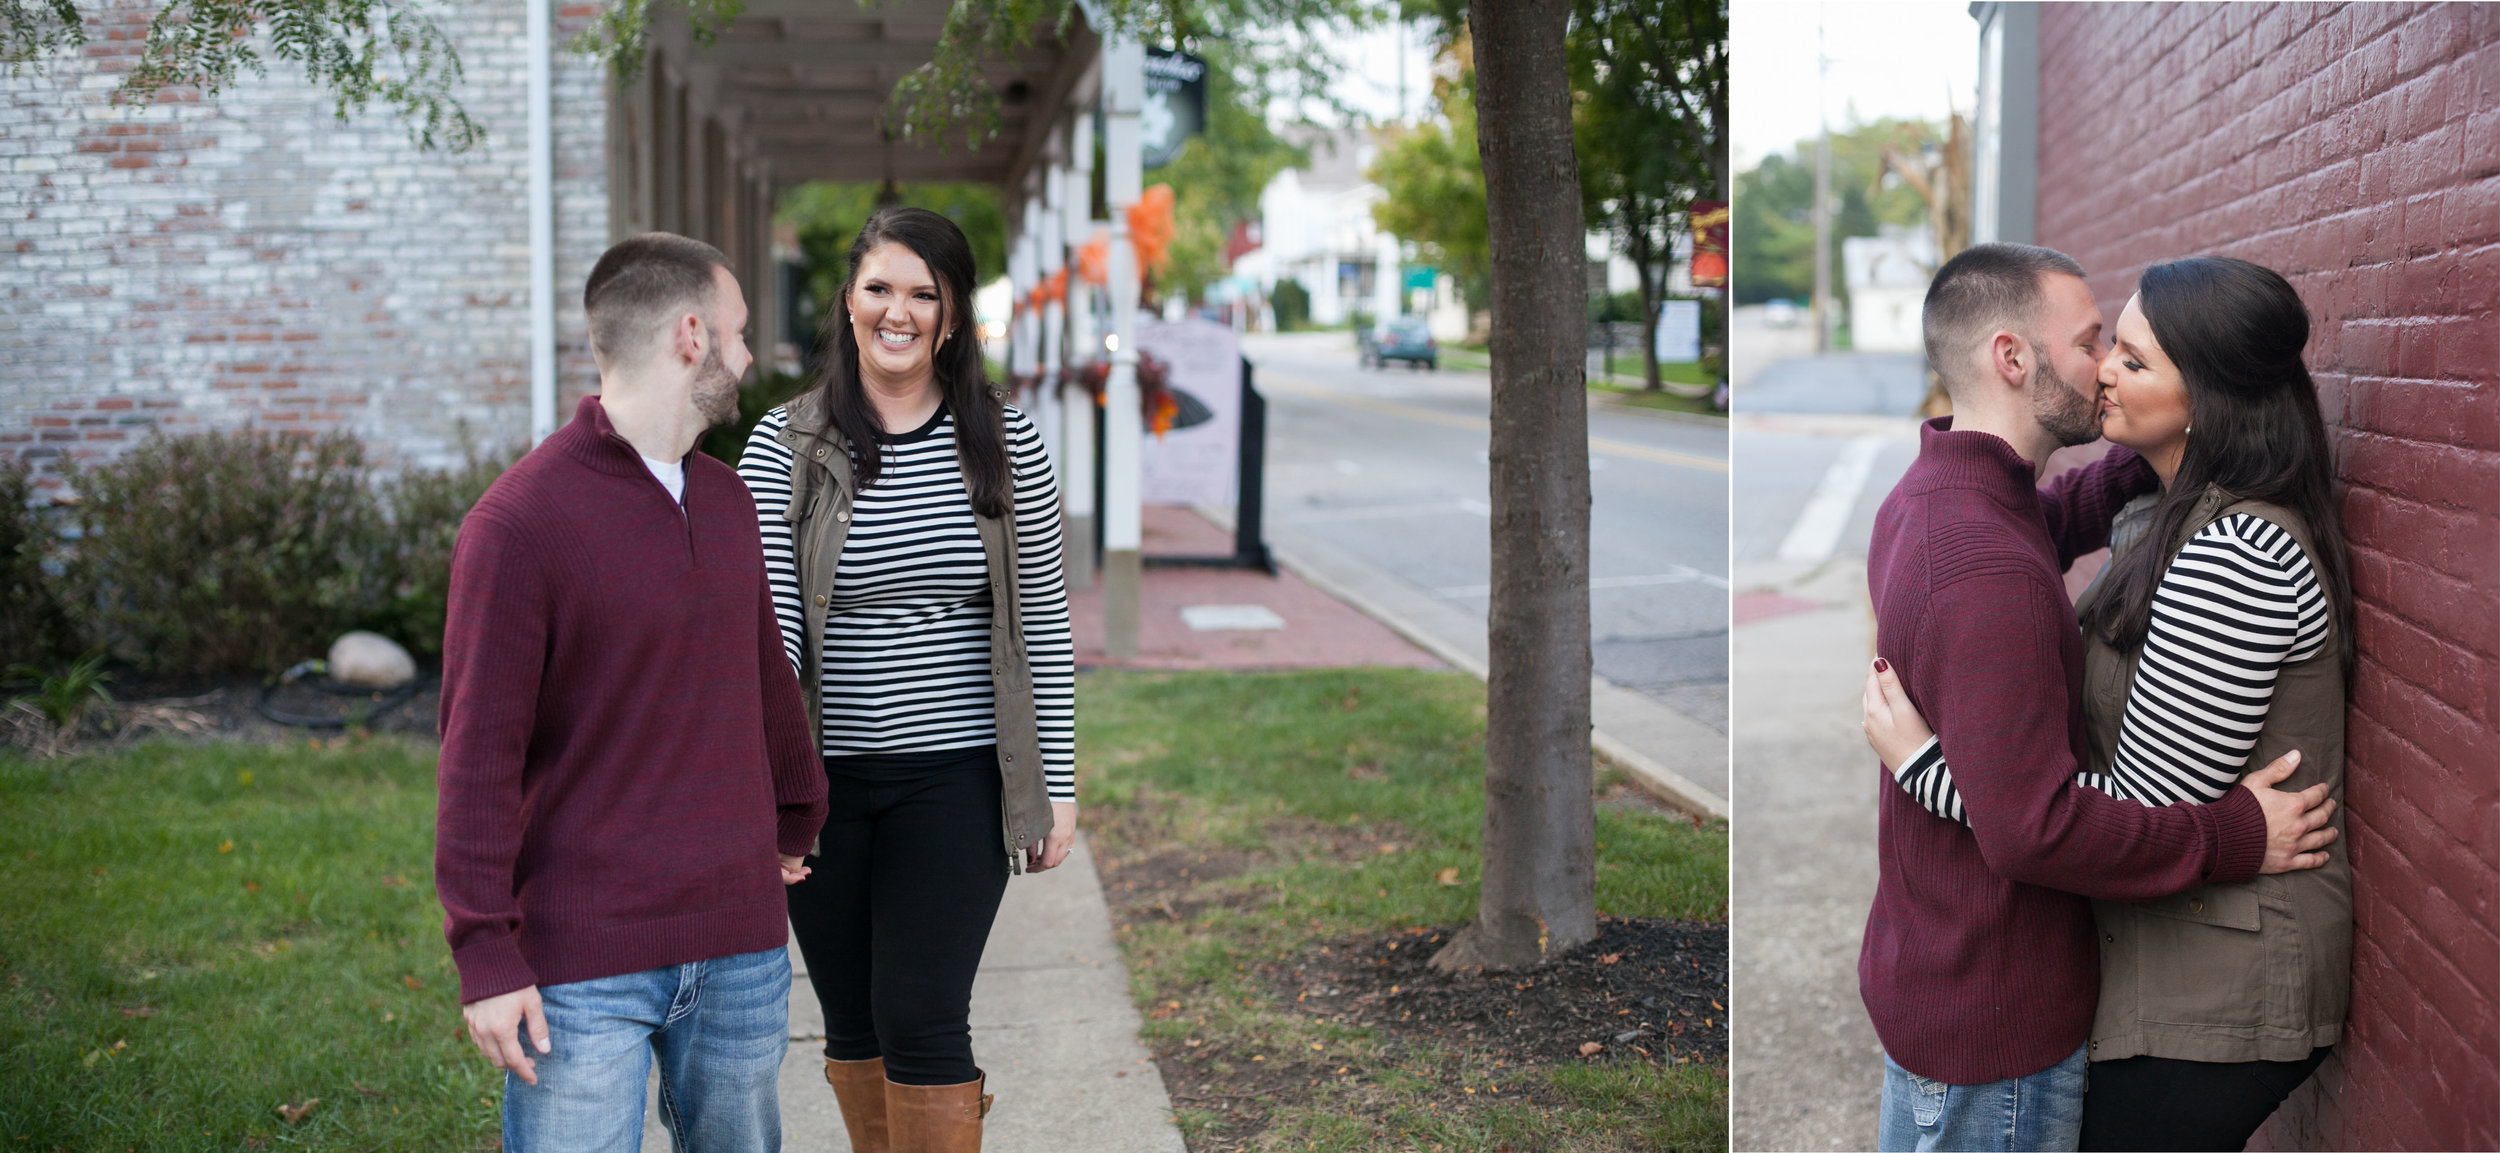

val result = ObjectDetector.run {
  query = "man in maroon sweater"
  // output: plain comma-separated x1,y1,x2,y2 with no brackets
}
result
437,233,828,1152
1860,244,2337,1150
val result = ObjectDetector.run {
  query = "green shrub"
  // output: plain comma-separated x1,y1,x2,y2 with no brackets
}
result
370,448,509,659
1270,278,1311,331
0,460,73,669
64,431,386,677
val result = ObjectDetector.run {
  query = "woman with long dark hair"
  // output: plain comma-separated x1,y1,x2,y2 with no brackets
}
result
737,206,1076,1151
1863,256,2352,1151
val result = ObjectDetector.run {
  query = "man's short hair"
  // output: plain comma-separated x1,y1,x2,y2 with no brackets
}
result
1923,243,2087,398
583,232,732,368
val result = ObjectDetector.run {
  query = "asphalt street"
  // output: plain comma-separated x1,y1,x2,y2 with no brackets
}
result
1240,331,1732,734
1728,335,1928,1151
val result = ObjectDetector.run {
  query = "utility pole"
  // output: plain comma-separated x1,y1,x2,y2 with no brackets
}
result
1811,16,1832,355
1396,16,1408,124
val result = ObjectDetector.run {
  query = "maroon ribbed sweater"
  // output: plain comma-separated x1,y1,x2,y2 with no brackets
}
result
1860,419,2268,1084
435,395,828,1004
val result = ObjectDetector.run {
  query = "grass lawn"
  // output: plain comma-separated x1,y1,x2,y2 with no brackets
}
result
1077,669,1729,1152
0,738,496,1152
1,672,1729,1152
1593,381,1724,418
1436,346,1724,418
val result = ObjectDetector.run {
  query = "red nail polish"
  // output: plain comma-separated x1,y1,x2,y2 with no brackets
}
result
1874,658,1890,673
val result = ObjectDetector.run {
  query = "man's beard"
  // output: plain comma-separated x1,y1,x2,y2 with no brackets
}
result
2029,342,2102,447
692,327,741,429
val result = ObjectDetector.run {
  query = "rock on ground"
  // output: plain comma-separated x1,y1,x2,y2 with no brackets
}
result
328,631,416,689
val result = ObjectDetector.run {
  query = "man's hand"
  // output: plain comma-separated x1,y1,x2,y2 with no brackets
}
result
778,854,811,885
2239,751,2338,874
1025,801,1078,872
462,986,551,1086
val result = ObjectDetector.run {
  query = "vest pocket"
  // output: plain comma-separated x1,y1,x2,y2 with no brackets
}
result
2131,883,2296,1029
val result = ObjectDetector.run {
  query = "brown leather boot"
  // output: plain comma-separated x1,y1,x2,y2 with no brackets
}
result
884,1070,992,1153
823,1056,892,1153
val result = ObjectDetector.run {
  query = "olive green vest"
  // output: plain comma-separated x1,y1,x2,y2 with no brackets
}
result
773,387,1055,874
2080,488,2350,1063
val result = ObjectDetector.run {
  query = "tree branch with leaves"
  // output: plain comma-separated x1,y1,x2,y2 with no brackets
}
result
6,0,485,150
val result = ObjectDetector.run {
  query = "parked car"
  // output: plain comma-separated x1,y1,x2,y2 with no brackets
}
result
1360,317,1439,370
1762,298,1802,329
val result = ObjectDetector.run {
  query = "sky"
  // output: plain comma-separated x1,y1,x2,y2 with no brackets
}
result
1269,16,1443,128
1732,1,1979,171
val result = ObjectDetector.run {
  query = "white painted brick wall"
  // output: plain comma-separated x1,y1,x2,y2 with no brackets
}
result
0,0,611,489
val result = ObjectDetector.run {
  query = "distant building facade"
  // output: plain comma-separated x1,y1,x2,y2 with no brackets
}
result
1236,127,1401,330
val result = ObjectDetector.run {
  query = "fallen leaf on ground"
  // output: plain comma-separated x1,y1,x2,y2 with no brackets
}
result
276,1098,319,1124
1600,953,1622,964
402,975,423,990
1577,1041,1604,1057
1434,867,1461,885
218,840,233,854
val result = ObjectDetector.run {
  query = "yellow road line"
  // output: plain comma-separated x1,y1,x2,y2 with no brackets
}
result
1261,372,1730,474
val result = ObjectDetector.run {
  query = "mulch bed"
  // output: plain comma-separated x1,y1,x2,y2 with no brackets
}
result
30,668,444,750
1094,803,1729,1150
1277,917,1730,1067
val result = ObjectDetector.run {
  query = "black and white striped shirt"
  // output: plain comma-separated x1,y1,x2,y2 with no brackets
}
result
738,402,1076,803
1895,513,2329,821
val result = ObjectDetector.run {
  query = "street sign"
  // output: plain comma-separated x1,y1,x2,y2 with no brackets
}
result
1141,49,1209,168
1658,300,1702,362
1402,266,1437,291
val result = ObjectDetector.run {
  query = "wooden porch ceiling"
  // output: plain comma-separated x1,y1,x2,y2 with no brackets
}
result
683,0,1099,191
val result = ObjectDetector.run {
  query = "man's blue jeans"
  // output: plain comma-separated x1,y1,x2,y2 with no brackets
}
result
1877,1044,2087,1152
502,946,791,1153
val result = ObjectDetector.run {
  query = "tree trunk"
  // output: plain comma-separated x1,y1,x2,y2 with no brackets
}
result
1629,205,1663,392
1431,0,1595,974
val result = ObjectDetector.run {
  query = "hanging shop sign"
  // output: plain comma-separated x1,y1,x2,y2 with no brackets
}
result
1141,48,1210,169
1689,199,1729,288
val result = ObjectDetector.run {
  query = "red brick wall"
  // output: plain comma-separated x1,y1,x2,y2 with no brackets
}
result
2036,4,2499,1148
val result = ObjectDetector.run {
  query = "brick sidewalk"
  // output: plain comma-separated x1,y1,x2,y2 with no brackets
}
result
1065,505,1445,671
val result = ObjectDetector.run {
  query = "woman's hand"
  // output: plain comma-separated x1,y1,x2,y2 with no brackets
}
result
1026,801,1078,872
1861,658,1934,771
778,854,812,885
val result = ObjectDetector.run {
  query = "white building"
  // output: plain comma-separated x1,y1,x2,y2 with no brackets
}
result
1842,223,1938,353
1233,128,1396,328
1234,124,1657,343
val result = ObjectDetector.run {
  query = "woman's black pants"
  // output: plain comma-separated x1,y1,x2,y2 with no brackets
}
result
784,754,1010,1087
2080,1046,2330,1151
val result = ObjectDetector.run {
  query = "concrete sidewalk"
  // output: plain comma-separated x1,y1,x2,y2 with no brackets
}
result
1065,506,1447,672
640,834,1186,1151
1728,557,1884,1150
